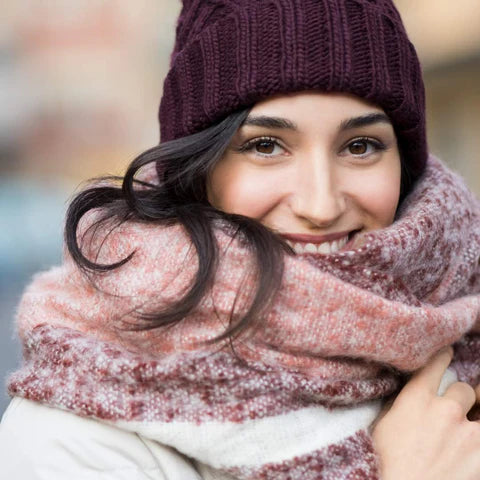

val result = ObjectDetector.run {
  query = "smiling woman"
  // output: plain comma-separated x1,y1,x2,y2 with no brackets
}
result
207,91,403,254
2,1,480,480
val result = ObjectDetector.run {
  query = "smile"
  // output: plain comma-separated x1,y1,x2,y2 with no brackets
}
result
280,230,361,255
285,235,349,254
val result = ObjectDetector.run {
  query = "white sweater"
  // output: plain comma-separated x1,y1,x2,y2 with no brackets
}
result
0,397,234,480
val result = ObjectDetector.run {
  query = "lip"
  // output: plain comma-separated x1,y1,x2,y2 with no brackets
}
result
341,230,362,251
280,230,356,245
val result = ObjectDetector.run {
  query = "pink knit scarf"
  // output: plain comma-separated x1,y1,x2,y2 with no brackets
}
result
8,154,480,479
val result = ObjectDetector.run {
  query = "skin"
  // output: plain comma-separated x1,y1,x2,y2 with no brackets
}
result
207,90,480,478
373,348,480,480
207,90,402,243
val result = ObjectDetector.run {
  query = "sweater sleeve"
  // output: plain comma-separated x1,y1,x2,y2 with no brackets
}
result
0,397,202,480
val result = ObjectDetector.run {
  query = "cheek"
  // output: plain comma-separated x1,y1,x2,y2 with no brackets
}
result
351,162,401,227
208,162,283,219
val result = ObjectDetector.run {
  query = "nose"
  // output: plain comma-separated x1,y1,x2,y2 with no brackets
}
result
290,155,346,227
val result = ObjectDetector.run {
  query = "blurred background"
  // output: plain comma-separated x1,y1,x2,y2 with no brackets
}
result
1,0,479,415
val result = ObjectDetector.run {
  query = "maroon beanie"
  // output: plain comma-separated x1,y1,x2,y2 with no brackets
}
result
159,0,428,178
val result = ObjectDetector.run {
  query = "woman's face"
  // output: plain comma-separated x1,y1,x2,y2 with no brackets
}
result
207,91,401,254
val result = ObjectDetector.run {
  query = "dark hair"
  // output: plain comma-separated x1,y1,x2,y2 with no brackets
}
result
65,106,415,343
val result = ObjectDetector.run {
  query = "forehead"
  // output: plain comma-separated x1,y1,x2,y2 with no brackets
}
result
241,91,393,135
249,90,385,115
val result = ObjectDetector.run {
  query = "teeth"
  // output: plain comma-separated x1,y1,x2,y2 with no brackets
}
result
318,242,331,254
285,235,350,255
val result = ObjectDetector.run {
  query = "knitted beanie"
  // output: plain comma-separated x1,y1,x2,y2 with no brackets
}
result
159,0,428,178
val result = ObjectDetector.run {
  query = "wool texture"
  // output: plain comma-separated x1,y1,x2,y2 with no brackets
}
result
7,153,480,479
159,0,428,178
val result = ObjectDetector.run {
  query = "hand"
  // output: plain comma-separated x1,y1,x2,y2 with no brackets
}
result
372,346,480,480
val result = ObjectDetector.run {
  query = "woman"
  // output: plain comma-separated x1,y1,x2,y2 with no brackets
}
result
2,0,480,479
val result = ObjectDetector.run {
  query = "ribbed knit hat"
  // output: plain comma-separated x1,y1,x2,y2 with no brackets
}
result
159,0,428,178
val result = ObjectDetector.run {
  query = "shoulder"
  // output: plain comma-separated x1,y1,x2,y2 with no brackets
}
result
0,397,202,479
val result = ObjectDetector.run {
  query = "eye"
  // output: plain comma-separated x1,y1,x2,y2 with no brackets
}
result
344,137,387,158
236,136,387,160
237,136,285,158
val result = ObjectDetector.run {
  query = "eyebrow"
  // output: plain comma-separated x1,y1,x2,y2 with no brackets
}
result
240,112,392,132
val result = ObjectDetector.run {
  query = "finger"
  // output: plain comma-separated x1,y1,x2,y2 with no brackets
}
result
442,381,476,416
401,346,454,397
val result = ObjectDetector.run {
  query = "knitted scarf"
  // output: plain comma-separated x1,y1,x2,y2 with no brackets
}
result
7,154,480,479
